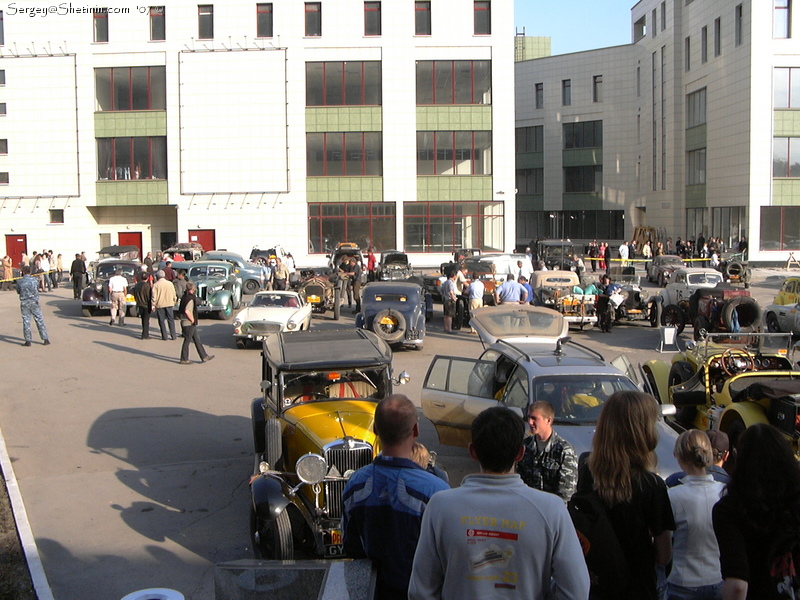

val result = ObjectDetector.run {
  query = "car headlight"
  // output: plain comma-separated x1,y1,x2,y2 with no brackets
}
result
94,283,103,292
287,321,297,330
210,285,223,293
233,318,242,328
296,453,327,485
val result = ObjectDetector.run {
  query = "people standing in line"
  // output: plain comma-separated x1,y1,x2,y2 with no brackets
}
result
15,265,50,347
713,424,800,600
465,275,484,334
108,268,129,326
576,390,675,600
350,257,363,314
517,401,577,502
409,406,590,600
342,394,449,600
133,271,153,340
1,255,13,291
441,270,458,334
69,253,87,299
178,281,214,365
152,269,177,341
666,430,725,600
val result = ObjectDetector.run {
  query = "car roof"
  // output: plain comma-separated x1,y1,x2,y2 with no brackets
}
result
264,329,393,370
487,338,622,375
187,260,231,267
255,290,299,297
470,305,568,344
363,281,421,293
674,267,722,275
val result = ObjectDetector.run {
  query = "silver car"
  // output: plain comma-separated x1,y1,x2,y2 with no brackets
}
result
420,305,680,478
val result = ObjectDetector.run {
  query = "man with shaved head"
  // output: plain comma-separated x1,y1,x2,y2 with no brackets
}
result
342,394,449,600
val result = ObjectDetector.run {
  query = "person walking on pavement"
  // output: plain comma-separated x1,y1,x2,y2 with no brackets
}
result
152,269,177,341
108,268,129,326
16,265,50,347
133,271,153,339
178,281,214,365
2,255,13,291
69,253,87,299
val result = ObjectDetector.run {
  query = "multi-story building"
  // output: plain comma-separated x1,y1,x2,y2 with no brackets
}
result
516,0,799,264
0,1,514,265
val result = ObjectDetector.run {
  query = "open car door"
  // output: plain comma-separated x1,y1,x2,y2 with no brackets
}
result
421,356,499,448
611,354,646,392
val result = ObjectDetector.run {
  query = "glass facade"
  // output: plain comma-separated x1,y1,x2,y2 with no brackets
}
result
761,206,800,250
306,133,383,176
404,201,504,252
306,62,382,106
416,131,492,175
97,137,167,180
95,67,167,111
415,60,492,105
308,203,396,253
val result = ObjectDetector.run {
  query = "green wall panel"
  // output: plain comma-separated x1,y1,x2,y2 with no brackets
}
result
685,124,707,152
562,193,603,210
562,149,603,167
94,111,167,137
685,184,707,208
772,179,800,205
416,176,492,201
305,107,383,132
95,180,168,206
774,111,800,137
516,195,544,211
306,177,384,202
516,152,544,169
416,106,492,130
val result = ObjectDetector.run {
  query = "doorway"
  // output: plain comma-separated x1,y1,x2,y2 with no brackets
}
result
5,234,28,267
188,229,216,252
118,231,143,258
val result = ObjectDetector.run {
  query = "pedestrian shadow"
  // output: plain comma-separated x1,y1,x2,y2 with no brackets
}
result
93,340,182,363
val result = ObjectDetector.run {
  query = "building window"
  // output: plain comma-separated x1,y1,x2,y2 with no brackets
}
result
661,1,666,30
562,79,571,106
685,36,691,71
95,67,167,111
636,66,641,96
775,0,791,39
701,26,708,63
0,11,4,46
0,103,6,115
652,9,657,36
687,88,707,128
515,126,543,153
49,209,65,224
773,137,800,177
416,131,492,175
416,60,491,105
564,121,603,149
257,3,273,38
564,166,603,193
735,4,743,45
306,62,382,106
97,137,168,180
364,2,381,36
0,70,4,85
710,206,747,251
687,148,706,184
150,7,165,41
305,3,321,36
0,172,8,184
774,67,800,108
308,203,396,253
474,1,491,35
306,132,383,176
761,206,800,250
0,139,7,154
593,75,603,103
535,83,544,108
516,168,543,195
634,15,646,41
94,9,109,43
415,1,431,35
198,5,213,39
404,201,504,253
714,17,722,55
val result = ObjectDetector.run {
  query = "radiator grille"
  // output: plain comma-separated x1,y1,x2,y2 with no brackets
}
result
324,443,373,519
304,284,325,299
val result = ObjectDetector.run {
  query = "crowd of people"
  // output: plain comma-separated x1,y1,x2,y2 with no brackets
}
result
341,394,800,600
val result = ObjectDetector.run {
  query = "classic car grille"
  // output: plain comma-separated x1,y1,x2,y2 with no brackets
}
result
197,285,207,301
324,443,373,519
304,284,325,302
245,322,282,334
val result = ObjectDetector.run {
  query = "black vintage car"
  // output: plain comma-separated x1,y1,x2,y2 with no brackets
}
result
249,328,410,559
355,281,432,349
530,239,580,271
297,267,341,320
375,250,413,281
81,259,140,317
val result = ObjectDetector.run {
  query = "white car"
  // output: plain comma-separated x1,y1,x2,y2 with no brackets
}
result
232,291,312,348
764,302,800,335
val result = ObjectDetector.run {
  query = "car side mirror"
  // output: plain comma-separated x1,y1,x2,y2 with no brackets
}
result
260,380,272,392
660,404,677,417
394,371,411,385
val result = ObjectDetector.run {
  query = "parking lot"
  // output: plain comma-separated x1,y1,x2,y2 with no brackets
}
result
0,268,792,600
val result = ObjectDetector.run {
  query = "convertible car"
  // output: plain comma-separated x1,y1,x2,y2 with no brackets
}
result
233,290,312,348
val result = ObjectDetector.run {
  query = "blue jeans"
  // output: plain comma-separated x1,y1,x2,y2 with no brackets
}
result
667,582,722,600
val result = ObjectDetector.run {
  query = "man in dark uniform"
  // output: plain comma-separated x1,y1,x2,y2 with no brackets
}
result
16,265,50,346
350,257,363,314
69,253,87,299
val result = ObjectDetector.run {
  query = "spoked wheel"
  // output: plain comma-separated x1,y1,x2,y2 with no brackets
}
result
660,304,685,335
251,506,294,560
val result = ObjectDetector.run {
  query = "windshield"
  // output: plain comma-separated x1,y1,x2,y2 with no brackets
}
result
699,332,794,357
280,368,388,406
661,257,684,266
474,308,565,338
189,265,228,279
544,246,573,259
96,263,138,280
687,273,723,285
533,375,639,424
251,294,300,308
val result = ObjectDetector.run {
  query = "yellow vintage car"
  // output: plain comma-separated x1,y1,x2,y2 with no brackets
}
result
249,328,409,559
643,332,800,453
775,277,800,306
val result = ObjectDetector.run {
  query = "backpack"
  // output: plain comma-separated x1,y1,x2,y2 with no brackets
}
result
567,490,631,599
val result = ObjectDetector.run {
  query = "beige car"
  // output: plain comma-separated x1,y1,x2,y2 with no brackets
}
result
530,270,597,329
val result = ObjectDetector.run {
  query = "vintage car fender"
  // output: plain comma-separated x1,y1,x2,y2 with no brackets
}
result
355,313,365,328
719,402,769,432
642,359,672,404
208,289,233,308
82,288,102,302
251,474,291,522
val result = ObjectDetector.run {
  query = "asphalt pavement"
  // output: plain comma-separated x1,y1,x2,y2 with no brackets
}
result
0,267,793,599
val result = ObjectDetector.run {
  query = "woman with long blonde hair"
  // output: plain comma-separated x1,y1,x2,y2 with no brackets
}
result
578,390,675,600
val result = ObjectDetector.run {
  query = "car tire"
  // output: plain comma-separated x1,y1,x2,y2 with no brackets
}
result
661,304,685,334
217,302,233,320
766,312,781,333
371,308,407,344
723,261,745,280
264,417,282,470
453,298,466,330
82,307,94,317
244,279,260,295
251,506,293,560
721,296,761,333
649,301,661,328
333,287,342,320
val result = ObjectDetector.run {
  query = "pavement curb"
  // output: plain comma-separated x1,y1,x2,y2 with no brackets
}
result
0,422,55,600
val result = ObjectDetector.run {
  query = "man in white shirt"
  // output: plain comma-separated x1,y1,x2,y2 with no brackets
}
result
619,242,629,267
108,269,129,326
466,276,485,334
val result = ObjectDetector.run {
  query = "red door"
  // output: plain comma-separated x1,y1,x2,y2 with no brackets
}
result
5,234,28,268
188,229,216,252
118,232,143,258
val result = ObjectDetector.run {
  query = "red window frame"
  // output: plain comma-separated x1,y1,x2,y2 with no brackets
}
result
150,7,165,41
257,3,273,38
308,202,396,254
402,201,504,253
100,137,166,181
305,2,321,36
419,131,485,175
420,60,488,105
312,132,381,176
415,1,431,35
474,1,490,35
102,67,162,111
